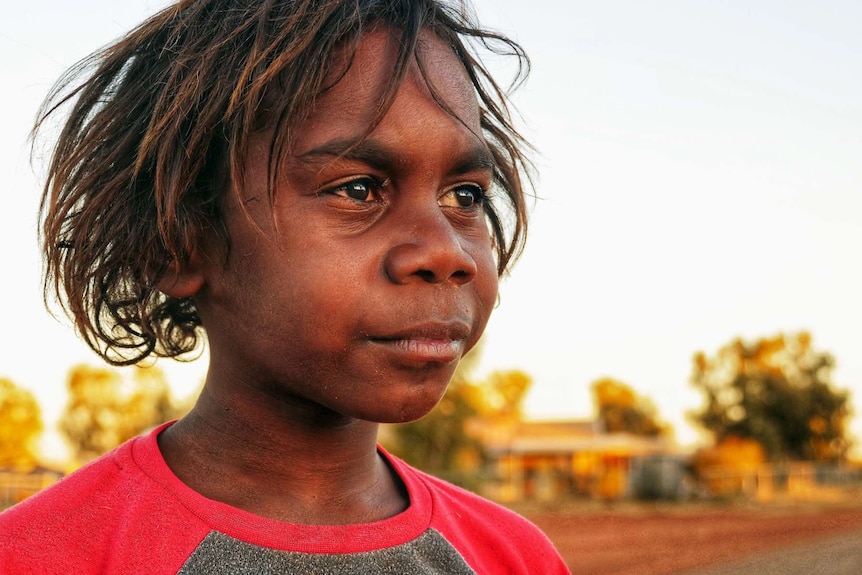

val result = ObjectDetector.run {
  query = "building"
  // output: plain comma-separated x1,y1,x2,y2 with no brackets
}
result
0,467,64,509
477,418,681,502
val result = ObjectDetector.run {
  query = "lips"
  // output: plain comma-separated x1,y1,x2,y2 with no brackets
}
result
366,321,470,364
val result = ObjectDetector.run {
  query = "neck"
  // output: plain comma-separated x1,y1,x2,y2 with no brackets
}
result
158,376,407,525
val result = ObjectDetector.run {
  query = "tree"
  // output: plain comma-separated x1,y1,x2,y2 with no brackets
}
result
690,332,850,462
468,369,532,422
60,364,188,463
591,378,667,436
0,378,43,470
386,378,484,477
383,344,532,486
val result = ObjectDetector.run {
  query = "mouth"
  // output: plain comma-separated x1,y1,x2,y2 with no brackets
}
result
366,322,470,364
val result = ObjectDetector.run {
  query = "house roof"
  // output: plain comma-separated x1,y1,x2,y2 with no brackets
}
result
481,418,674,456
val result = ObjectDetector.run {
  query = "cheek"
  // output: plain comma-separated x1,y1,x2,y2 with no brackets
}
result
473,241,500,320
482,273,499,322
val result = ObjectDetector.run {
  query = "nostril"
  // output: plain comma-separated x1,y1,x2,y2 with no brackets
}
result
413,268,470,283
416,269,436,283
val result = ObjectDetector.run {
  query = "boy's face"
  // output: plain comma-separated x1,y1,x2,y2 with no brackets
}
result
194,28,498,423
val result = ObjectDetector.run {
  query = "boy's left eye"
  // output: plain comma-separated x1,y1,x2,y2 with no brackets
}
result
439,185,486,209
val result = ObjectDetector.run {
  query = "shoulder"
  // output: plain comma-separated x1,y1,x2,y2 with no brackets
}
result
0,442,133,568
0,442,130,529
0,426,207,574
417,466,559,545
385,452,570,574
416,465,537,528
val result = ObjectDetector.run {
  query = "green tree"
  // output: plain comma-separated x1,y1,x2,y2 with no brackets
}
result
0,378,43,469
690,332,850,462
591,378,667,436
471,369,532,422
387,378,484,477
383,344,532,486
60,364,188,463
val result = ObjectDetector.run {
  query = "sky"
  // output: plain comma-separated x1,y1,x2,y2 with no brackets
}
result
1,0,861,459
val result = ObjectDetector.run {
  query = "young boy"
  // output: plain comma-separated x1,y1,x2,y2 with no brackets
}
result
0,0,568,572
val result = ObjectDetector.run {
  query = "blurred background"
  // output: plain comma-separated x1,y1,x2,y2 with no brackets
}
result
2,1,861,573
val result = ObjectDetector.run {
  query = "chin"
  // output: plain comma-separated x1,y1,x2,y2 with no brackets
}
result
361,385,450,424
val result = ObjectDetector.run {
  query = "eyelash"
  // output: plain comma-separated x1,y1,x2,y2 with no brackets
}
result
440,184,489,210
326,176,386,202
324,177,489,210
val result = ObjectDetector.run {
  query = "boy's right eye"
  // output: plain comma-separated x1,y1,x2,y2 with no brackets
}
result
327,177,381,202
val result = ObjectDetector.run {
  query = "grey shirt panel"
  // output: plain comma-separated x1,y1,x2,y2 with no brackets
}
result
177,527,477,574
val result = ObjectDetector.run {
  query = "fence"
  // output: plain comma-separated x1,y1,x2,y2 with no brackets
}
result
0,470,63,509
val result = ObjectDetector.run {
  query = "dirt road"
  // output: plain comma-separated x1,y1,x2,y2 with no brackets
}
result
684,530,862,575
521,502,862,574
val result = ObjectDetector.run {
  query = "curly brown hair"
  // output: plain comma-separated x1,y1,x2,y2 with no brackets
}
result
36,0,532,366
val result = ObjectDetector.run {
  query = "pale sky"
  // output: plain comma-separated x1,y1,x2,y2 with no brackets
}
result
1,0,861,459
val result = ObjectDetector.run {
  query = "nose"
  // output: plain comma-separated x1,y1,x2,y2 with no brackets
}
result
383,208,478,285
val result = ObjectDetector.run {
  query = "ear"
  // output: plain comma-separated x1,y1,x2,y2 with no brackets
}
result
156,256,205,298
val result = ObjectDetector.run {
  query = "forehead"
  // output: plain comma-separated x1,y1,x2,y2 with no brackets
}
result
293,27,482,146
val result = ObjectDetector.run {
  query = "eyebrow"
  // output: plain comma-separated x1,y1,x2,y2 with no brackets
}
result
296,137,496,175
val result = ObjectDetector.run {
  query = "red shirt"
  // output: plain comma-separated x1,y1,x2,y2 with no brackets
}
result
0,423,569,574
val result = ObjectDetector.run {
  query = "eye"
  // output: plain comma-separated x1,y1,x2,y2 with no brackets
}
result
327,177,382,202
439,184,487,209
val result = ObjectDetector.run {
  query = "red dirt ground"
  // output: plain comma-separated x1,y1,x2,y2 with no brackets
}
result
521,500,862,574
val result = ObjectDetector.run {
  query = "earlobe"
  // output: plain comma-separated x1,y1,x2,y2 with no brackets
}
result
156,257,205,298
